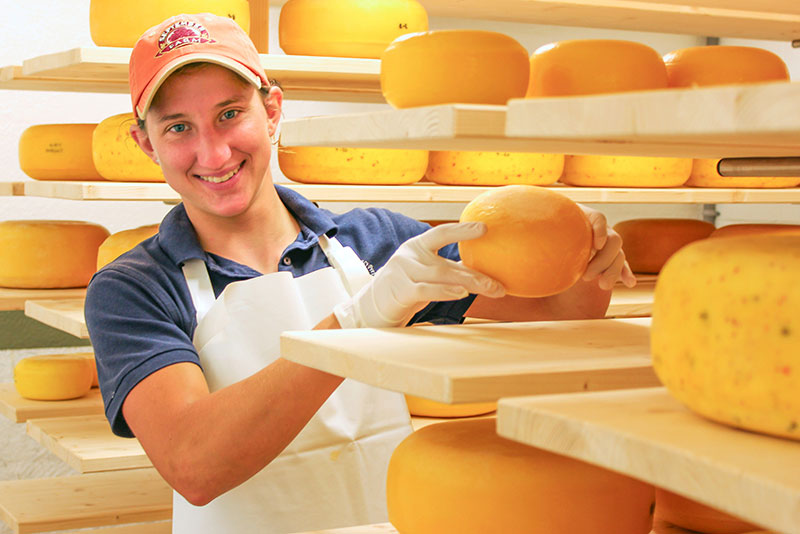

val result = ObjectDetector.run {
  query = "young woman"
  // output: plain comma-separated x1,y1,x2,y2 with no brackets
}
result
85,13,634,534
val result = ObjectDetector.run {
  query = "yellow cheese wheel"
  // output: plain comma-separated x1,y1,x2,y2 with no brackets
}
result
0,221,110,289
561,155,692,187
381,30,530,109
93,113,164,182
89,0,251,47
458,185,592,298
613,218,715,274
404,395,496,418
685,158,800,188
710,223,800,239
77,353,100,388
279,0,427,58
97,224,159,269
651,234,800,441
278,146,428,185
654,488,761,534
425,151,563,186
19,124,105,181
387,418,655,534
14,354,95,401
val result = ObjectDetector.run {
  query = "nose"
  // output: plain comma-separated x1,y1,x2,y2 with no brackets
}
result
195,126,232,171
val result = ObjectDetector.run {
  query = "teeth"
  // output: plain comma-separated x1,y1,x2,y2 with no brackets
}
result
198,163,241,183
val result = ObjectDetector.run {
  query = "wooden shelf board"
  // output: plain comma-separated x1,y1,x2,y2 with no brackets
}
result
496,387,800,534
606,280,655,318
25,299,89,339
0,181,25,196
26,415,151,474
281,317,660,404
0,287,86,312
0,383,103,423
70,522,172,534
0,468,171,534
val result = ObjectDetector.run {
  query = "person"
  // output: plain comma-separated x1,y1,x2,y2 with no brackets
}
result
84,12,636,534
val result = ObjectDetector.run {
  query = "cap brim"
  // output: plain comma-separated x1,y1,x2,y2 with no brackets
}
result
136,53,262,120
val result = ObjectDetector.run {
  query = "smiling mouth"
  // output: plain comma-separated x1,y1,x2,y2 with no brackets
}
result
197,162,243,184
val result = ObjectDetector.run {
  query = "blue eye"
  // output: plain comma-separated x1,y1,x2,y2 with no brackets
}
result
168,123,186,133
222,109,238,120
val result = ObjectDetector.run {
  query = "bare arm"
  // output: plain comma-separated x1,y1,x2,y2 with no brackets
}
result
122,313,342,506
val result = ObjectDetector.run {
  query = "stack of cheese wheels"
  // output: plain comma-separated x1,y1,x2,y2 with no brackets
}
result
19,124,105,181
709,223,800,239
458,185,592,298
14,354,95,401
0,221,110,289
97,224,160,269
526,40,692,187
425,151,563,186
381,30,529,108
278,146,428,185
663,46,797,188
280,0,427,58
387,418,655,534
613,218,715,274
651,233,800,441
89,0,251,47
404,395,496,418
654,488,761,534
93,113,164,182
458,185,592,297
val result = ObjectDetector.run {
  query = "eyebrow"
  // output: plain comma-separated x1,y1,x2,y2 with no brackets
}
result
153,97,245,124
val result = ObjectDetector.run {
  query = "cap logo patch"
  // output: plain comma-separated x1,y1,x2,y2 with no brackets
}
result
156,20,215,57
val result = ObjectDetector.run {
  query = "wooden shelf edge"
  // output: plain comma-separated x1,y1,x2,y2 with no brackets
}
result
24,299,89,339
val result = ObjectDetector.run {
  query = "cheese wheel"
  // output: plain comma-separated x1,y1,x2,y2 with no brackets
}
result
89,0,251,47
561,155,692,188
426,151,563,186
710,223,800,239
404,395,496,418
14,354,95,401
651,234,800,441
458,185,592,298
93,113,164,182
97,224,159,269
279,0,427,59
685,158,800,188
19,124,105,181
77,353,100,388
0,221,110,289
654,488,760,534
614,218,715,274
381,30,530,109
278,146,428,185
387,418,655,534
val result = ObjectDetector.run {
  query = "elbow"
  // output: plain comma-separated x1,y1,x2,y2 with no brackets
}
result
161,456,227,507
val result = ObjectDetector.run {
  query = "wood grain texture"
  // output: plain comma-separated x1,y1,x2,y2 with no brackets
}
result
497,388,800,534
0,287,86,312
24,299,88,339
0,383,103,424
72,522,171,534
606,280,655,318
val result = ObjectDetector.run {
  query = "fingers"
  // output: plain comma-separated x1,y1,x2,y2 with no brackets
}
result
412,222,487,252
580,205,608,251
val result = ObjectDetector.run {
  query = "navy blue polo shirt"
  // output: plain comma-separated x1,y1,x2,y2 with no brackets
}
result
85,184,476,437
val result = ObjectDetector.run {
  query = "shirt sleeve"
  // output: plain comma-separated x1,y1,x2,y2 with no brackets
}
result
85,267,201,437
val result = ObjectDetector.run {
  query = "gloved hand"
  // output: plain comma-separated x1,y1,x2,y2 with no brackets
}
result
333,222,505,329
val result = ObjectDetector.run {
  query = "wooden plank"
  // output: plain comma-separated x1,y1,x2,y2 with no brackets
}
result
506,81,800,159
281,317,660,404
67,522,171,534
24,299,89,340
606,280,655,318
21,179,800,204
496,387,800,534
0,181,24,196
0,383,103,424
26,415,151,474
0,65,129,94
0,287,86,312
0,468,171,534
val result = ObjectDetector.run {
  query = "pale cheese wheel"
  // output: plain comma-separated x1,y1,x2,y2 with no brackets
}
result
93,113,164,182
14,354,95,401
387,418,655,534
426,151,563,186
279,0,428,58
404,395,496,418
89,0,251,47
0,221,110,289
613,218,715,274
19,124,105,181
97,224,159,269
380,30,530,109
278,146,428,185
651,234,800,441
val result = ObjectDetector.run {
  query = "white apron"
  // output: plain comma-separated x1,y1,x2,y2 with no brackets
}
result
173,235,413,534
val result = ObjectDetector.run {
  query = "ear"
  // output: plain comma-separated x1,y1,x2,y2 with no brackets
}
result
264,85,283,138
129,123,160,165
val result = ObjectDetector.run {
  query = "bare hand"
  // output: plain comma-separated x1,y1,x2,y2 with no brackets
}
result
579,205,636,290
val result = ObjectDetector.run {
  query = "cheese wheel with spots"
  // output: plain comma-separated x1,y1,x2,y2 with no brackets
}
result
426,151,563,186
278,146,428,185
19,124,105,181
613,218,715,274
709,223,800,239
0,221,110,289
92,113,164,182
97,224,160,269
14,354,95,401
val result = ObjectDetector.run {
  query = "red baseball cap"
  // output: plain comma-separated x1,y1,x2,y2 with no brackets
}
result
129,13,269,120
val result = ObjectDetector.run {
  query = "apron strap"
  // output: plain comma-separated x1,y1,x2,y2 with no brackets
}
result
317,234,373,296
182,259,216,323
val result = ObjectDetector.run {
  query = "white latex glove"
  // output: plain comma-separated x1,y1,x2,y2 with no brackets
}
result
333,222,506,329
